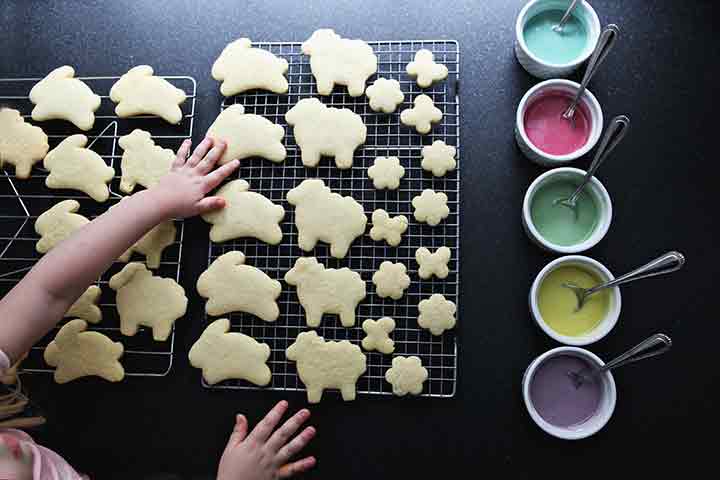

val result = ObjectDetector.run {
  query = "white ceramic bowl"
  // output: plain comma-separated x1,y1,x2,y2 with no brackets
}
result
529,255,621,345
523,346,616,440
515,0,601,79
515,79,604,165
522,167,612,253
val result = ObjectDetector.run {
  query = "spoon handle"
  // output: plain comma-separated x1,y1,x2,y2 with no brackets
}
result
556,0,580,30
564,24,620,118
600,334,672,373
587,251,686,295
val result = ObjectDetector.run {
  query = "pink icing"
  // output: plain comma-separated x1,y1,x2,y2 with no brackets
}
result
524,91,591,156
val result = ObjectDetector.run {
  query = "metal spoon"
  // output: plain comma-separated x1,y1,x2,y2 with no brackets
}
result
554,114,630,215
563,24,620,125
567,333,672,389
563,251,686,311
552,0,580,33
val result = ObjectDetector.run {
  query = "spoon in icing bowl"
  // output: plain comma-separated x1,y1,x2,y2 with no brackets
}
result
552,0,580,33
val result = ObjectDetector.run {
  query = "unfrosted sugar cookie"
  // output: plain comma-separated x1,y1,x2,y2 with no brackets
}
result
118,129,174,193
365,78,404,113
119,220,176,269
418,293,456,336
35,200,89,254
207,104,286,165
0,108,49,179
109,263,187,341
110,66,187,124
284,257,366,328
212,38,289,96
385,356,428,396
29,66,101,131
400,94,443,134
406,50,449,88
197,251,282,322
372,261,411,300
301,29,377,97
412,189,450,226
201,179,284,245
369,209,408,247
361,317,396,354
286,330,367,403
421,140,457,177
286,179,367,258
44,319,124,384
43,135,115,202
415,246,451,279
65,285,102,324
189,318,272,386
367,156,405,190
285,98,366,169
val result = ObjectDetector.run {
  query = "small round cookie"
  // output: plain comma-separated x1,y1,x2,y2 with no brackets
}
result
412,189,450,226
369,210,408,247
385,356,429,396
400,94,442,134
365,78,404,113
372,261,411,300
367,156,405,190
406,49,449,88
421,140,457,177
418,294,457,336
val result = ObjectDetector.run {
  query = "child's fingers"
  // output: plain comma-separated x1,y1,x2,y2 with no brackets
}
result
227,414,248,448
247,400,289,444
173,140,191,168
194,196,226,215
187,137,214,167
204,159,240,192
275,426,316,465
266,409,311,453
277,456,316,479
196,140,227,174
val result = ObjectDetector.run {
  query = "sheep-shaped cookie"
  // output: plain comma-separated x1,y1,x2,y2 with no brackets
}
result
284,257,366,328
285,98,366,169
286,179,367,258
189,318,272,386
212,38,289,96
110,65,187,124
29,66,101,131
286,330,367,403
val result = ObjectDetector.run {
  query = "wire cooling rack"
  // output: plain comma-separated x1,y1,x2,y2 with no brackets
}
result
205,40,460,398
0,74,197,377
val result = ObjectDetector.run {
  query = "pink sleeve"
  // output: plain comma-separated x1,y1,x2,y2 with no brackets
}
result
0,349,10,375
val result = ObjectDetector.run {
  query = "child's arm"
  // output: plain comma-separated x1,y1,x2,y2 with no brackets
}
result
0,137,239,362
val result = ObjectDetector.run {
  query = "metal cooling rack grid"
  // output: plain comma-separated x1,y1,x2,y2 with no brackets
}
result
206,40,459,397
0,74,197,377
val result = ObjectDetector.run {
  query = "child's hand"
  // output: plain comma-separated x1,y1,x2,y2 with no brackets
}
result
217,401,316,480
151,137,240,219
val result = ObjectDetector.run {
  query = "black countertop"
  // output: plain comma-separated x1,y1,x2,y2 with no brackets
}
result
1,0,717,478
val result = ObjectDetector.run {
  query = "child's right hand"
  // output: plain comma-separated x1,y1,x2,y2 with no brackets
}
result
217,401,317,480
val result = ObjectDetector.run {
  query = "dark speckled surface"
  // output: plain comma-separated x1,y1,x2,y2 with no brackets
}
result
1,0,718,477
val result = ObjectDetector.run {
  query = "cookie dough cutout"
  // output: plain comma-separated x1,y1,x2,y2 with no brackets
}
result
365,78,404,113
400,94,443,134
44,319,124,384
109,263,187,341
406,50,449,88
119,220,176,269
110,66,187,124
416,246,451,280
372,261,411,300
412,189,450,226
301,29,377,97
418,294,457,336
118,129,174,193
285,98,366,169
197,251,281,322
65,285,102,324
284,257,366,328
286,330,367,403
44,135,115,202
202,179,284,245
189,318,272,386
385,356,429,396
287,179,367,259
0,109,49,179
361,317,396,354
421,140,457,177
370,210,408,247
367,156,405,190
207,104,286,165
29,66,101,131
35,200,90,254
212,38,289,96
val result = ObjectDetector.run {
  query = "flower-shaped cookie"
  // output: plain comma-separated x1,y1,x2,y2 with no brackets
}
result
415,247,451,279
418,294,456,336
385,356,429,396
365,78,405,113
406,49,449,88
361,317,396,354
412,189,450,226
370,209,408,247
372,261,411,300
421,140,457,177
367,156,405,190
400,94,442,134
